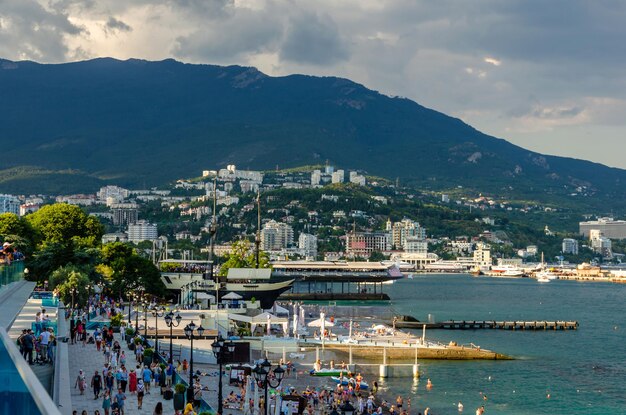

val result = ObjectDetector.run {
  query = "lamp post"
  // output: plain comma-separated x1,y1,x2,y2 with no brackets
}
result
164,311,182,363
151,306,165,354
253,358,285,415
212,335,236,415
143,302,150,338
184,321,205,403
128,295,133,324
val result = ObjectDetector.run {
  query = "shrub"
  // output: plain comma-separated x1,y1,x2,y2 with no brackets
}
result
143,348,154,358
110,314,123,327
126,327,135,336
174,383,187,394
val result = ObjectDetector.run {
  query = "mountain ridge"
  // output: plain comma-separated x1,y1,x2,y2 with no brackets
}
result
0,57,624,209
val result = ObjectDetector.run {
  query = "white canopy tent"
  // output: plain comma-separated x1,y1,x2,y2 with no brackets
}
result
229,311,289,336
222,292,243,300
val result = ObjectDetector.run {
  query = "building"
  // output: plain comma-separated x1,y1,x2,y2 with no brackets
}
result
55,194,97,206
102,233,128,244
387,219,426,250
349,171,366,186
580,218,626,239
298,233,318,259
405,238,428,254
345,231,391,257
331,170,344,184
261,220,294,251
311,170,322,186
218,165,263,182
441,194,450,203
0,194,20,215
111,203,139,226
97,185,129,203
19,203,40,216
562,238,579,255
240,180,260,193
590,234,612,258
127,220,158,243
473,242,491,267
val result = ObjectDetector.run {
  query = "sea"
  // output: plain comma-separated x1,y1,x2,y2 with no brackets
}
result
376,274,626,415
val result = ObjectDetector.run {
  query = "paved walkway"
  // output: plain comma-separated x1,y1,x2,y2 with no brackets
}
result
0,280,36,330
68,323,180,414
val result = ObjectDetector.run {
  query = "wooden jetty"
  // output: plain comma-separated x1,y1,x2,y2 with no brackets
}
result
393,316,578,331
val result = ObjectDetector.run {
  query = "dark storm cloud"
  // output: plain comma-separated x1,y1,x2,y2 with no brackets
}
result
279,12,350,65
105,17,132,33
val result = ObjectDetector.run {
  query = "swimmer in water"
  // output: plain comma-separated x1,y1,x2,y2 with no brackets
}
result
458,401,464,412
426,379,432,390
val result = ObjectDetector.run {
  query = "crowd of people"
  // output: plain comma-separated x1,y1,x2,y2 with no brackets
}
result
0,241,24,265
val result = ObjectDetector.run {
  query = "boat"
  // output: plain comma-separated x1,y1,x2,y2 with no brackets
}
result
486,265,525,278
536,274,551,283
160,260,294,309
309,368,345,377
330,376,369,389
535,270,558,281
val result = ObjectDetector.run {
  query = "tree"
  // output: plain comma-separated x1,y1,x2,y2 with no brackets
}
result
27,204,104,246
369,251,387,261
50,265,90,308
218,239,270,277
0,213,31,237
108,255,166,299
27,240,101,282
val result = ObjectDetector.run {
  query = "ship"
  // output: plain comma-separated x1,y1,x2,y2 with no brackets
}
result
159,259,294,309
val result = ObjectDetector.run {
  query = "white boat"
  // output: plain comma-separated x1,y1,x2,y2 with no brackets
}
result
535,271,557,283
487,265,524,278
536,274,551,283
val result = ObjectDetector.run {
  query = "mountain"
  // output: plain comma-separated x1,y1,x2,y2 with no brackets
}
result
1,57,625,208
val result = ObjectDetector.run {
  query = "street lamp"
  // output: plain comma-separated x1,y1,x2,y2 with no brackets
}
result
212,335,236,415
128,294,133,324
253,358,285,415
184,321,205,403
151,306,166,354
143,302,150,338
164,312,182,363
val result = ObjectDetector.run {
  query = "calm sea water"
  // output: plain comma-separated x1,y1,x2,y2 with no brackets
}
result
378,275,626,415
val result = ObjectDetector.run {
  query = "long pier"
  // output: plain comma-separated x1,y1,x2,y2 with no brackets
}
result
395,319,578,331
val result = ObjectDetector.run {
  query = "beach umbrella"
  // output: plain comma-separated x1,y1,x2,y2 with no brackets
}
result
253,378,260,415
371,324,388,331
243,376,252,415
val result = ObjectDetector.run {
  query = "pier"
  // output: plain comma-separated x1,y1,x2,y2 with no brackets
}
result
394,317,579,331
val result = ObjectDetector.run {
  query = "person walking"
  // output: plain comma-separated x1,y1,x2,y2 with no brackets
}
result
22,330,35,365
153,402,163,415
114,387,126,415
91,370,103,399
102,390,112,415
75,369,86,395
137,379,145,410
142,365,153,394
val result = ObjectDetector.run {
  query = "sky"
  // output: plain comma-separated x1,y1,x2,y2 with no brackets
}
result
1,0,625,169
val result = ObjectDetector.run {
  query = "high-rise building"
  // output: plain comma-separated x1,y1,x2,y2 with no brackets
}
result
473,242,491,266
591,235,612,258
580,218,626,239
405,238,428,254
562,238,579,255
111,203,139,226
331,170,344,184
128,220,158,243
388,219,426,250
311,170,322,186
345,231,391,257
261,220,294,251
349,171,366,186
298,233,318,258
0,194,20,215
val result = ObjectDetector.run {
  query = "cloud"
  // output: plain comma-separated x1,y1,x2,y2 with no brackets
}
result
104,17,132,34
279,12,350,66
484,57,501,66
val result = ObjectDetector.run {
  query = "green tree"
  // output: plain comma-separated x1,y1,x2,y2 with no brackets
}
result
27,241,101,282
27,204,104,246
0,213,31,237
50,265,91,308
218,239,270,277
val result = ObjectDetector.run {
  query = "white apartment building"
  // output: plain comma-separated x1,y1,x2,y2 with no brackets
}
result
298,233,318,259
0,194,20,215
580,218,626,239
562,238,579,255
405,238,428,254
218,165,263,182
98,185,129,203
311,170,322,186
345,231,391,257
261,220,294,251
473,242,492,266
331,170,345,184
128,220,158,243
349,171,366,186
19,203,40,216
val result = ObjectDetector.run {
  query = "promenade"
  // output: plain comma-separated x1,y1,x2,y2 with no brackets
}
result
68,325,173,414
